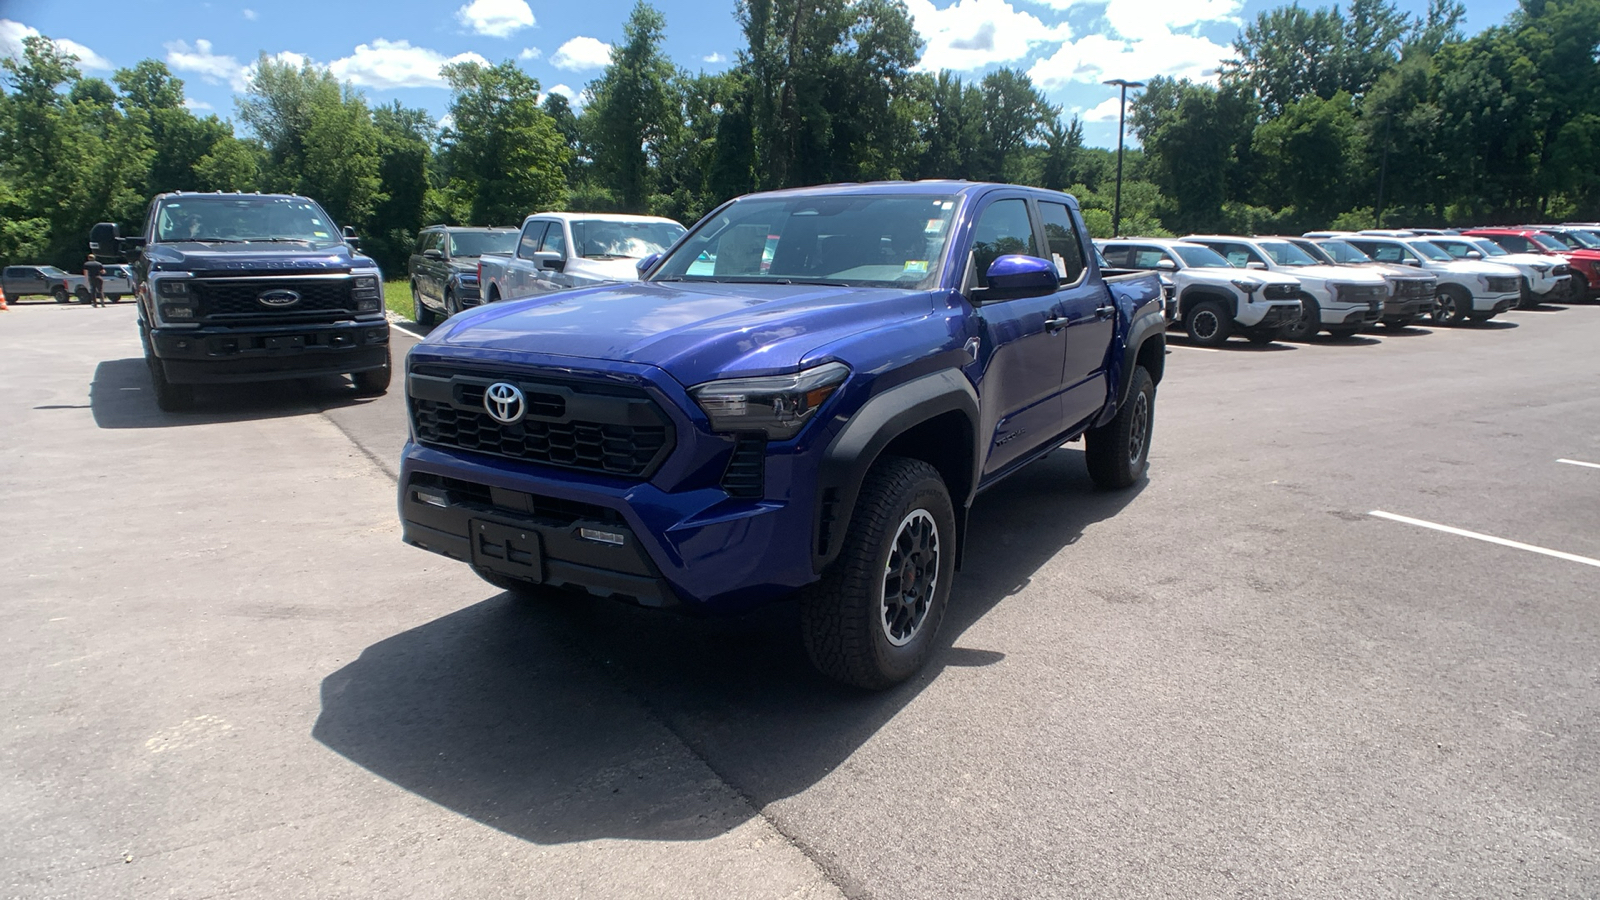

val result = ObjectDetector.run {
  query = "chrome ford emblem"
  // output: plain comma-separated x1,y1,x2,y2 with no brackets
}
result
484,382,525,425
257,289,301,308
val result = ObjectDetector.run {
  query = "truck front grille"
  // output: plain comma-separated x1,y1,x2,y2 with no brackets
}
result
194,278,356,321
408,366,675,479
1486,276,1519,293
1397,279,1433,299
1262,283,1299,300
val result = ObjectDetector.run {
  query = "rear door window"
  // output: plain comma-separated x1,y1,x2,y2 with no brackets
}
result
1037,202,1086,284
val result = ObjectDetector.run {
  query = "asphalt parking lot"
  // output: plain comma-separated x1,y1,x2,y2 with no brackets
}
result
4,300,1598,899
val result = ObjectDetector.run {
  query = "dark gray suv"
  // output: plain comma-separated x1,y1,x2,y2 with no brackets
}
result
407,225,519,325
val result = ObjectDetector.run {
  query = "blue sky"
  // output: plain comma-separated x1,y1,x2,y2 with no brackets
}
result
2,0,1519,149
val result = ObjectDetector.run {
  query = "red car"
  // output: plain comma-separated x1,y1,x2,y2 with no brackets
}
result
1463,227,1600,300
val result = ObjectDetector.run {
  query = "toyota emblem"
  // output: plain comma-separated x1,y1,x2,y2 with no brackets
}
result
484,382,525,424
257,289,301,308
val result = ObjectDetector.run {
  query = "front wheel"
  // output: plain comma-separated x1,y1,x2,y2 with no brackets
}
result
799,457,955,690
1284,297,1320,341
108,294,122,303
75,286,91,304
351,347,392,396
1085,364,1155,489
146,355,192,412
53,288,69,304
1185,300,1232,347
1433,286,1468,326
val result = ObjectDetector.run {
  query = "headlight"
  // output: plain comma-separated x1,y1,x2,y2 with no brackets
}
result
351,273,381,312
1533,264,1550,274
156,278,190,297
1230,278,1261,293
690,362,850,440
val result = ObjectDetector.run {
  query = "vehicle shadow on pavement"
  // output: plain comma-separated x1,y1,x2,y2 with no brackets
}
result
1372,325,1434,337
1461,320,1520,330
313,447,1141,844
89,358,380,429
1167,336,1297,352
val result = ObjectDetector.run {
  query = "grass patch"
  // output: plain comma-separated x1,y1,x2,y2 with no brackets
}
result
384,280,411,320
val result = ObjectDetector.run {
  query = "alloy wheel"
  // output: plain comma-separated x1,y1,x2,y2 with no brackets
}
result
881,509,940,647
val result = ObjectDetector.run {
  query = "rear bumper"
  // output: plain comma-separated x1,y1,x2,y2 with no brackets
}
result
150,320,390,384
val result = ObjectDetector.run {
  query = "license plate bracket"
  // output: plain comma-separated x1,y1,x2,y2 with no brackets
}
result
469,519,543,581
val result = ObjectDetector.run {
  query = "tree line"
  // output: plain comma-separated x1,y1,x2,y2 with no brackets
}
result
1,0,1595,275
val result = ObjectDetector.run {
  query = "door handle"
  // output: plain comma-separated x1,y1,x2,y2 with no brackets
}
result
1095,304,1116,318
1045,316,1071,331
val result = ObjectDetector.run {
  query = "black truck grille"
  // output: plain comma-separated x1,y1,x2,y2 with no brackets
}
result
408,366,675,479
194,278,355,319
1486,275,1519,293
1397,279,1433,299
1262,283,1299,300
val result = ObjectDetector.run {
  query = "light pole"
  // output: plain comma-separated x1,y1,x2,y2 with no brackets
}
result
1103,78,1145,238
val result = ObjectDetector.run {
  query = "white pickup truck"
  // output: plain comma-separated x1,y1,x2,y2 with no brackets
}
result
476,212,686,304
1100,238,1303,346
1423,235,1569,308
1341,235,1522,325
1184,235,1389,340
1289,237,1437,328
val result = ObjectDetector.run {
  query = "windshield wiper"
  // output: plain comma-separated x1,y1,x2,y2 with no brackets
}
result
245,238,318,243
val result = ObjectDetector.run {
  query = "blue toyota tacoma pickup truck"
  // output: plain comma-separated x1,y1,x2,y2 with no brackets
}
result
91,192,391,411
398,181,1166,688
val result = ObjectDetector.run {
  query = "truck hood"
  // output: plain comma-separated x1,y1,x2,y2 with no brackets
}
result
1185,266,1300,288
565,257,645,282
1432,260,1522,277
1278,264,1386,285
1348,262,1434,279
422,280,936,385
145,239,377,274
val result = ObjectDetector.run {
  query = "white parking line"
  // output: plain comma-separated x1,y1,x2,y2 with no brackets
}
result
1557,458,1600,470
1369,510,1600,569
1172,344,1221,353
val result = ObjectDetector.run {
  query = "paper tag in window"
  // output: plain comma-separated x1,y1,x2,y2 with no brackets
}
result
925,219,945,234
1052,253,1067,275
903,260,929,274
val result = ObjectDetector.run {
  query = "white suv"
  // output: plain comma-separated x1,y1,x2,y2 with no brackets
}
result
1101,239,1302,346
1423,235,1569,308
1342,235,1522,325
1290,237,1437,328
1183,235,1388,340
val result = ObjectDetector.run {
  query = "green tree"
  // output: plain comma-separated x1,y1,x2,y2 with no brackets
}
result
584,2,678,212
977,68,1050,182
438,60,569,225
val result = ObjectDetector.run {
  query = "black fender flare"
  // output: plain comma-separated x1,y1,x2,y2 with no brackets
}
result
1177,285,1238,318
813,369,980,573
1115,308,1167,411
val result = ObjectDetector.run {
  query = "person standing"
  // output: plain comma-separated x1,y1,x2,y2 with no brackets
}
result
83,254,105,308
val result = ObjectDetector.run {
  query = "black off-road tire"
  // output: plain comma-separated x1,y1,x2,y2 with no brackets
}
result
147,357,192,411
1085,364,1155,489
1285,296,1320,341
1185,300,1232,347
1433,285,1469,326
799,457,956,690
445,288,461,318
1569,272,1590,302
352,347,392,396
412,282,435,327
109,294,122,303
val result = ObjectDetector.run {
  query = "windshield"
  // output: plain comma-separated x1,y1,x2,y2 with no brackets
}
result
652,194,958,288
1313,240,1372,264
449,231,518,258
39,266,68,277
154,196,340,244
1555,230,1600,249
1407,240,1452,261
1171,245,1231,268
1468,238,1508,256
1531,233,1570,251
571,220,686,259
1258,240,1319,267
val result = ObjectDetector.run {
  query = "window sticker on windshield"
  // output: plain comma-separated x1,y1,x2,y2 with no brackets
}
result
313,231,329,237
903,260,929,275
1053,253,1067,274
925,219,945,234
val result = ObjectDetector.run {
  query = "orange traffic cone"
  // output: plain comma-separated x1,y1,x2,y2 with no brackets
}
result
0,286,9,310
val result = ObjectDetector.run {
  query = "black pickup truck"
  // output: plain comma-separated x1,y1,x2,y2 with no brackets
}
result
92,192,391,411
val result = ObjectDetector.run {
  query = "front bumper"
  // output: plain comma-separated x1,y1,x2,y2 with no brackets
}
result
1381,296,1431,322
1235,300,1300,329
150,320,390,383
1323,300,1382,326
1470,291,1520,314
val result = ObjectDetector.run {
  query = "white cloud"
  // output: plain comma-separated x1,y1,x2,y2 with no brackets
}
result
545,83,587,110
0,19,112,70
551,36,611,71
183,97,213,111
1026,0,1242,34
518,46,542,60
703,52,727,64
1078,96,1124,122
1028,29,1232,87
242,8,258,20
905,0,1067,72
165,38,249,91
455,0,535,38
328,39,489,89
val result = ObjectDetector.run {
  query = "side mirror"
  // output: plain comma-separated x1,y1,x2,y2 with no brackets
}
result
535,251,565,272
423,248,443,260
342,225,360,249
89,222,123,262
1155,258,1177,272
1245,260,1268,271
636,253,662,277
1466,250,1482,260
980,255,1057,301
